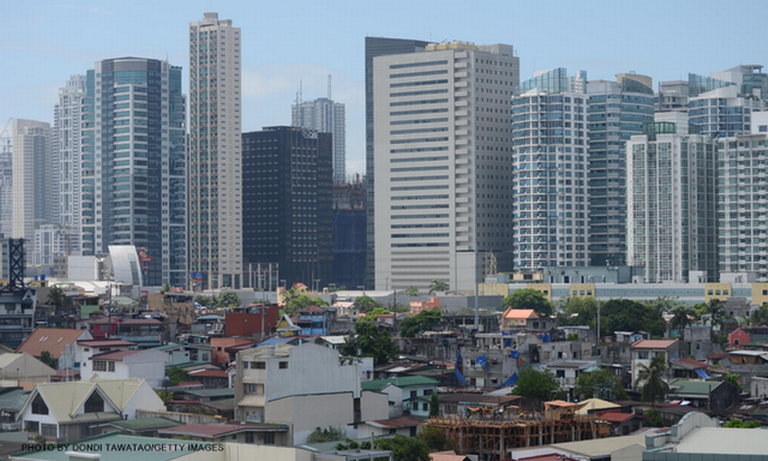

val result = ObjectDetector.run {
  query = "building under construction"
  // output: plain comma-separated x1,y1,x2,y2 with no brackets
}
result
425,401,611,460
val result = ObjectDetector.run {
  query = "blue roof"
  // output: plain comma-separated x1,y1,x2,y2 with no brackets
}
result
256,337,296,347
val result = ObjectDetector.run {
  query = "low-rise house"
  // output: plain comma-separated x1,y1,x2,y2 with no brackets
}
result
98,417,181,437
410,298,440,315
190,314,225,336
15,327,92,363
752,376,768,400
235,342,387,444
667,379,741,414
683,326,715,361
71,338,136,373
596,409,644,436
729,326,768,348
81,349,166,388
210,337,255,367
188,369,230,389
17,377,165,442
357,416,421,438
705,352,730,368
670,358,712,380
631,339,686,388
225,305,280,338
501,309,556,332
111,318,165,347
158,423,290,445
361,376,438,419
615,331,649,344
546,359,598,388
727,350,768,388
0,387,31,430
297,305,331,335
153,343,213,366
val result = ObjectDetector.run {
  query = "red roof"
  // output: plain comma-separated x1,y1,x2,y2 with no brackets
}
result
90,350,140,361
597,410,637,423
177,381,203,387
632,339,679,350
121,318,163,325
299,305,327,313
16,327,91,358
674,358,709,369
707,352,729,360
189,369,229,378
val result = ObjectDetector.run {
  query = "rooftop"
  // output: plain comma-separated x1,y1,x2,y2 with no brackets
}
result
503,308,538,320
90,350,141,361
158,423,288,438
16,327,90,358
100,417,181,432
77,339,136,348
674,427,768,454
669,379,723,396
361,376,439,392
632,339,679,350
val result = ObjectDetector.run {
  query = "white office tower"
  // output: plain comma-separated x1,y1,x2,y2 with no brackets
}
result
512,68,589,269
55,75,86,255
189,13,243,289
0,154,11,238
373,41,519,291
717,112,768,281
626,112,717,283
12,119,53,242
292,95,346,184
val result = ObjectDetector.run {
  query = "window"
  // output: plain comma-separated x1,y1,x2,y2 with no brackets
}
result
32,395,48,415
638,351,649,359
556,370,566,378
84,393,104,413
253,362,265,369
410,390,417,399
245,433,254,443
263,433,275,445
41,424,57,438
279,361,288,369
93,360,107,372
422,403,429,411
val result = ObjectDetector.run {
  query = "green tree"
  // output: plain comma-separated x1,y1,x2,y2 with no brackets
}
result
429,391,439,418
600,299,666,337
161,282,173,292
405,286,419,297
306,426,345,443
39,350,58,369
706,299,727,330
725,374,743,390
645,408,665,427
399,309,442,337
360,307,392,321
557,296,598,326
511,366,560,403
374,435,430,461
635,355,670,407
355,295,383,314
574,369,628,401
165,367,191,386
217,291,240,308
652,296,684,315
194,295,217,307
46,286,67,308
158,391,173,404
428,279,449,295
421,425,449,451
669,305,695,331
745,304,768,327
502,289,553,316
283,294,319,316
340,321,399,366
724,419,760,428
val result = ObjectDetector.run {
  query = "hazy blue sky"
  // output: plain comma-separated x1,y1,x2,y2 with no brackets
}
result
2,0,766,176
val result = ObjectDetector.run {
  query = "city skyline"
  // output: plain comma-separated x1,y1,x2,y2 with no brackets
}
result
2,0,767,177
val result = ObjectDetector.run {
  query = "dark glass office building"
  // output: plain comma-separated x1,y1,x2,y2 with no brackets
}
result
242,127,333,288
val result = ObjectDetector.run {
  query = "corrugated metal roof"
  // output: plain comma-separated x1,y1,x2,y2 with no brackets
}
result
15,327,91,358
361,376,439,391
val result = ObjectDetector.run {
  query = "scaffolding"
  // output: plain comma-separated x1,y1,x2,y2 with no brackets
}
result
425,415,610,460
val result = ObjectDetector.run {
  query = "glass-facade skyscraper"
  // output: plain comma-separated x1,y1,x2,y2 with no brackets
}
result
81,57,187,287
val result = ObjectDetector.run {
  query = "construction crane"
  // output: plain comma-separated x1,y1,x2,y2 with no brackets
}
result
0,118,12,159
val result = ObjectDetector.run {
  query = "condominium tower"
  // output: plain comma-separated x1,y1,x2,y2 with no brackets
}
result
55,74,87,255
80,57,187,287
12,119,53,242
373,41,519,291
586,73,654,266
626,113,717,283
292,96,346,184
511,69,589,269
189,12,243,289
364,36,430,289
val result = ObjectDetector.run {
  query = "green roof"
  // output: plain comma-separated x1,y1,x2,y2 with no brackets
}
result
12,433,216,461
361,376,439,392
179,388,235,399
669,379,722,396
0,388,29,411
101,417,182,431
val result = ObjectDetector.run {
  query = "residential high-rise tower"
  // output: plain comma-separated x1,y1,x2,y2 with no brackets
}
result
189,12,243,289
292,96,346,184
80,57,187,287
12,119,53,243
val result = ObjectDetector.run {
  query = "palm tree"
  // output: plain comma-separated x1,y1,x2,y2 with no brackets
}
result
669,305,695,331
428,279,449,295
708,299,726,331
635,355,670,407
46,286,67,308
405,286,419,297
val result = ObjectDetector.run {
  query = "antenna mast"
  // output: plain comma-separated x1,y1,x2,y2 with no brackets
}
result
328,75,332,100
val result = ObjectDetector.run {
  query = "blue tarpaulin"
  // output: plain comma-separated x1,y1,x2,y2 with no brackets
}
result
456,351,463,367
695,368,711,380
501,372,519,387
456,367,468,387
508,349,519,358
476,354,488,370
502,330,512,348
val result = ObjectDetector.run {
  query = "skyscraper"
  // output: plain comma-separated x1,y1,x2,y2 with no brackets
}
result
12,119,53,243
364,36,430,289
586,73,654,266
55,74,87,255
512,69,589,269
189,12,243,289
373,41,519,291
242,127,333,288
292,95,346,184
80,57,187,287
626,113,717,283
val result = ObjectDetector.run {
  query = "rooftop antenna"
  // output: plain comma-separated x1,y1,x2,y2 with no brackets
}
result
295,81,303,106
328,75,332,100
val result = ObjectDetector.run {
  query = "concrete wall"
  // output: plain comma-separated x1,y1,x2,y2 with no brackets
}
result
137,409,226,425
360,390,388,422
752,377,768,399
178,442,313,461
122,381,167,418
266,392,354,445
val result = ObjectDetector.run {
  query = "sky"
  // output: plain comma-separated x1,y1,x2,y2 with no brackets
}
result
1,0,767,178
